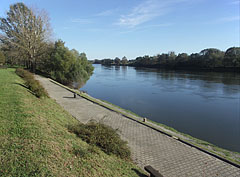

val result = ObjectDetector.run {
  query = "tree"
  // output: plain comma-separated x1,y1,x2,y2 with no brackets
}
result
114,57,121,65
176,53,188,67
101,59,113,65
49,40,75,84
200,48,224,68
122,56,128,65
0,50,5,65
37,42,54,73
157,54,168,65
176,53,188,62
0,3,51,72
168,51,176,60
223,47,240,67
49,40,93,87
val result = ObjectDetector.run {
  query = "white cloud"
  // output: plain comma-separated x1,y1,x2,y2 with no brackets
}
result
117,0,191,28
135,23,174,30
70,18,92,24
146,23,174,27
96,9,115,16
119,23,174,34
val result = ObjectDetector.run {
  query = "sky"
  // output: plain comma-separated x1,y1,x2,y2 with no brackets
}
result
0,0,239,60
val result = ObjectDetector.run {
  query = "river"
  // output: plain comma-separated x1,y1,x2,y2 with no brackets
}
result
81,64,240,152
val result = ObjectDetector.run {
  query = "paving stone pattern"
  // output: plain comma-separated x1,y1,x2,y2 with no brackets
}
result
36,75,240,177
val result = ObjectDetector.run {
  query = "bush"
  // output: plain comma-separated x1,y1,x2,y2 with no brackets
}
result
49,40,94,88
0,50,5,65
15,68,28,78
68,122,131,160
15,68,48,98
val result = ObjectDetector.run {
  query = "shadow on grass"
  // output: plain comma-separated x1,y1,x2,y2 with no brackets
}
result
14,82,28,89
13,82,35,96
131,168,148,177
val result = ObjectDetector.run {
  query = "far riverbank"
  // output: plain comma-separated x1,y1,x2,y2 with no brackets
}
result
94,63,240,73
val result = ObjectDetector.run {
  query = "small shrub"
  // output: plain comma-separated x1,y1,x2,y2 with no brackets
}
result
16,68,28,78
68,122,131,160
15,68,48,98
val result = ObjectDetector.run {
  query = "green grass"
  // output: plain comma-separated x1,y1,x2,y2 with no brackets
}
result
0,68,145,177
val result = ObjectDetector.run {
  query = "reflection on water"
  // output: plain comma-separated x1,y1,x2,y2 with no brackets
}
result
82,64,240,152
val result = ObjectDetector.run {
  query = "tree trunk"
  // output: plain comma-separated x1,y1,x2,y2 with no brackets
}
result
33,60,36,73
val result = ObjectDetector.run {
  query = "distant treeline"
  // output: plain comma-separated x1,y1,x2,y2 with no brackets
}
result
94,56,128,66
93,47,240,71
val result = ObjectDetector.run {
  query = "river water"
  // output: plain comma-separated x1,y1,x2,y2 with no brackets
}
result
81,64,240,152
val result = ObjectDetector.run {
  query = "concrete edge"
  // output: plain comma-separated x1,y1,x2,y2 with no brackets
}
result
48,78,240,169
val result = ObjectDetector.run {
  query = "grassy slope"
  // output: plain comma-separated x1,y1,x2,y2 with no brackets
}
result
0,68,145,177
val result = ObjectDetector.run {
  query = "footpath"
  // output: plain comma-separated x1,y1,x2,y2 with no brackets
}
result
35,75,240,177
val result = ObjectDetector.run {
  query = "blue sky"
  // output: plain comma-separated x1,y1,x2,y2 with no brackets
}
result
0,0,239,60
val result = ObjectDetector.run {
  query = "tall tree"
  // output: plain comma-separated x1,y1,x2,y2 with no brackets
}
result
0,3,51,72
49,40,93,87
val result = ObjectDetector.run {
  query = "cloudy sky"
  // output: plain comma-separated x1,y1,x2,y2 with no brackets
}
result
0,0,239,59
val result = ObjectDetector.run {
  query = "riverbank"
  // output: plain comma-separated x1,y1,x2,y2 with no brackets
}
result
0,68,144,176
35,73,240,176
50,77,240,166
98,63,240,73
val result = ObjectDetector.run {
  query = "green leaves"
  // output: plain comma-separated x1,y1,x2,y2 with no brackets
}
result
49,40,94,87
131,47,240,69
224,47,240,67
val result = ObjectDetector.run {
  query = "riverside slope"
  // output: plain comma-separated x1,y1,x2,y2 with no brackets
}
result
35,75,240,177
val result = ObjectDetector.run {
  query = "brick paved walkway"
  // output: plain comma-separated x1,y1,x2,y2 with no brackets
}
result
36,76,240,177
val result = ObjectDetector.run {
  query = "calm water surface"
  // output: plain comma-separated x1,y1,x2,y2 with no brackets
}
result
81,64,240,152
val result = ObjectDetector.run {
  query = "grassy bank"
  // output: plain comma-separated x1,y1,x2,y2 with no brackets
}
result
0,68,145,176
